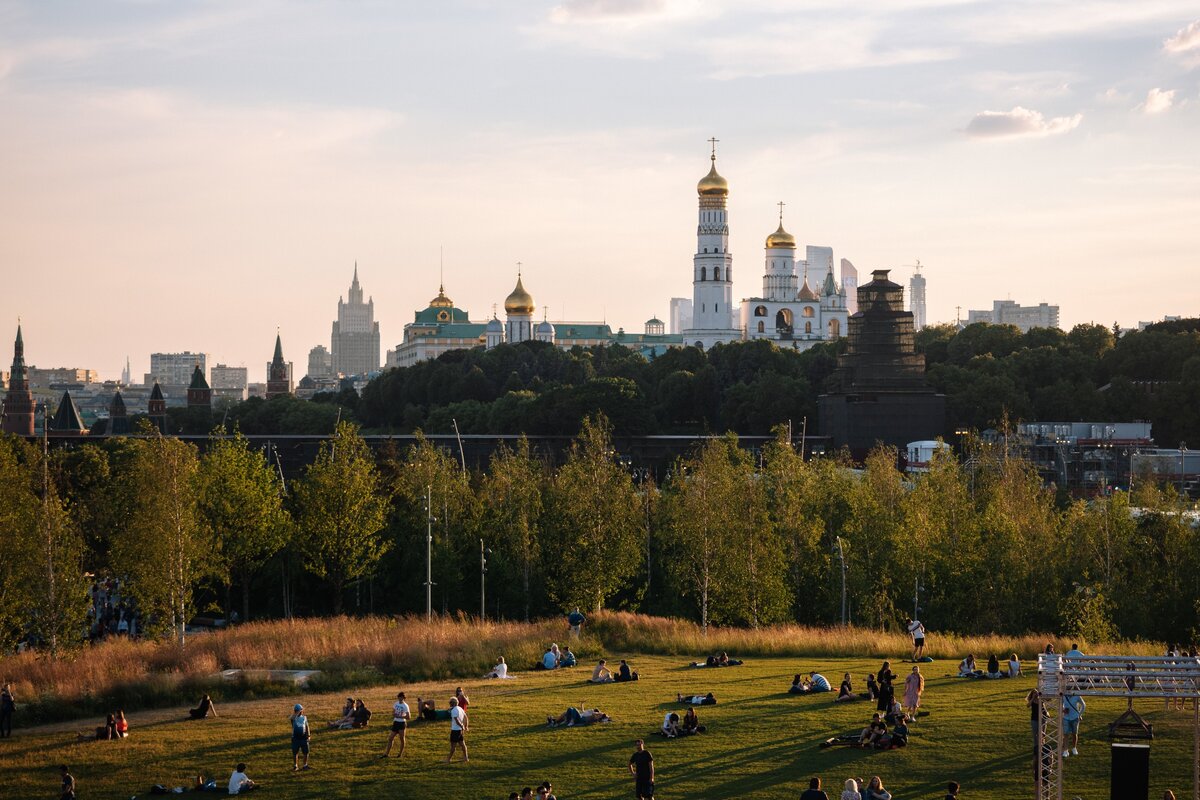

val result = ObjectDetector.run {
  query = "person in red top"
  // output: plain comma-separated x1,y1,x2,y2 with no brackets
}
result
455,687,470,708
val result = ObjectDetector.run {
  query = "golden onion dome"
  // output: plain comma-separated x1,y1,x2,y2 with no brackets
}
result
697,158,728,196
765,222,796,249
429,284,454,308
504,276,535,315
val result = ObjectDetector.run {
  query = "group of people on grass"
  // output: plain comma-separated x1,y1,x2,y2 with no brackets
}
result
506,781,558,800
659,706,705,737
536,643,578,670
799,775,901,800
76,710,128,741
957,653,1021,679
792,662,925,719
591,658,639,683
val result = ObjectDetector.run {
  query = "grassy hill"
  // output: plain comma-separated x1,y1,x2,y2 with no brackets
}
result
0,653,1194,799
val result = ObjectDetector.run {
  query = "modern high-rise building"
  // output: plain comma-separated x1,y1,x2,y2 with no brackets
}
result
120,357,132,386
909,266,927,331
307,345,333,380
841,259,859,314
669,298,693,334
967,300,1060,332
331,265,380,377
804,246,834,293
146,352,208,388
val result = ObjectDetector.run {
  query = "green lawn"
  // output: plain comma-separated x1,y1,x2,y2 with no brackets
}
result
1,655,1195,799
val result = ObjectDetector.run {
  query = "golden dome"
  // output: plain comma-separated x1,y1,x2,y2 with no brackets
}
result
429,284,454,308
765,222,796,249
504,276,535,315
697,158,728,196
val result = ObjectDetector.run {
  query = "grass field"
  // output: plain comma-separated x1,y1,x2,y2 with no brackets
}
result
1,653,1195,799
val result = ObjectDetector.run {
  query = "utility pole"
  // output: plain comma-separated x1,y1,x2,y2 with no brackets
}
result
425,485,434,623
42,402,57,656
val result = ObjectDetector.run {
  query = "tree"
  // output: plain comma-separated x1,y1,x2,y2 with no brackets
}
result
0,436,37,650
480,437,545,620
197,428,291,621
293,421,390,614
27,489,89,655
544,415,642,611
111,431,207,646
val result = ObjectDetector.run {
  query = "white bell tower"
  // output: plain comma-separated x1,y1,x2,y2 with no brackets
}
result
683,138,742,348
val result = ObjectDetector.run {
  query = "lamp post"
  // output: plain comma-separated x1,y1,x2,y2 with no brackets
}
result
425,485,434,623
834,536,848,626
479,539,491,621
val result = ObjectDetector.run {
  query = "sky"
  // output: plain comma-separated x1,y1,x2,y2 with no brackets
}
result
1,0,1198,382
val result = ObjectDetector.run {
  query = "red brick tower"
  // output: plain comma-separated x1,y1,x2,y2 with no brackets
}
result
187,364,212,410
266,333,291,399
148,381,167,433
1,324,35,436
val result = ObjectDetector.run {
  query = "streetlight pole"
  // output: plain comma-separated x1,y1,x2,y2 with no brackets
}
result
479,539,489,622
835,536,848,626
425,485,433,623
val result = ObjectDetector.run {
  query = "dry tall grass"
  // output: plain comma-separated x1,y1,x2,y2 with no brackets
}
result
0,611,1163,721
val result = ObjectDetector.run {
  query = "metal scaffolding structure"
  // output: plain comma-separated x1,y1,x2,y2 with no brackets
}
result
1036,654,1200,800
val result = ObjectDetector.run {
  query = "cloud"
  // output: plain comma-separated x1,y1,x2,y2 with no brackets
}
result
548,0,701,25
965,106,1082,139
1164,19,1200,53
1140,87,1176,114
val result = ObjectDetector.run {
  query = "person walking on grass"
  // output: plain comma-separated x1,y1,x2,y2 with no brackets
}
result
1062,694,1085,758
568,607,585,638
447,696,469,763
382,692,410,759
629,738,654,800
59,765,76,800
907,618,926,661
289,703,311,771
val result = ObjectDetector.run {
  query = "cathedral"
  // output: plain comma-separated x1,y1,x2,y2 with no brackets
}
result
684,142,849,350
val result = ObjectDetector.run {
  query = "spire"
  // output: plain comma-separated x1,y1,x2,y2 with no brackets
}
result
49,390,86,434
10,322,27,384
273,331,284,364
189,363,209,390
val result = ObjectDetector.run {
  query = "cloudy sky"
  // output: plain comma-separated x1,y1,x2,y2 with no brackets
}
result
1,1,1198,381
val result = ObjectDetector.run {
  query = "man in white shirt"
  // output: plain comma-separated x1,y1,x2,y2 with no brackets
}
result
447,697,469,763
227,762,255,795
809,673,831,692
907,618,926,661
382,691,410,759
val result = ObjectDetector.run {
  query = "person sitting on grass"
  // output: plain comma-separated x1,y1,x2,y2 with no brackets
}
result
328,699,359,729
790,674,812,693
189,694,217,720
660,712,681,738
487,657,509,679
793,672,831,694
944,780,960,799
546,707,610,727
538,780,558,800
78,713,118,741
114,710,128,738
540,647,559,671
863,775,892,800
228,762,256,794
591,660,616,683
616,660,640,682
677,692,717,705
864,673,879,702
840,778,862,800
416,698,452,722
837,673,857,702
1007,653,1022,678
351,699,372,728
958,654,983,678
886,715,909,748
857,713,886,748
681,707,706,735
986,654,1003,678
800,777,829,800
884,698,904,725
560,648,577,667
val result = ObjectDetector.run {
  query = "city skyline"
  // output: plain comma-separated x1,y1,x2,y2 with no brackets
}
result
2,1,1198,380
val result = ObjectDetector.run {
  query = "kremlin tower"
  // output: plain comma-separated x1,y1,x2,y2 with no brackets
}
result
683,140,742,348
2,324,35,436
266,333,292,399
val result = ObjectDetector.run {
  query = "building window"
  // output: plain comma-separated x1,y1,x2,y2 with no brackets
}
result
700,267,706,281
805,321,812,334
754,305,767,317
757,321,764,333
803,306,814,318
714,267,721,281
828,318,841,336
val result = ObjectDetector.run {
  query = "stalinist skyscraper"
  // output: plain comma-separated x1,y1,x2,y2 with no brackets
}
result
331,264,380,376
683,140,742,348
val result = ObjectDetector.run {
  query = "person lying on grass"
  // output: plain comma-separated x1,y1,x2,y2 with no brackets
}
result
677,692,717,705
591,660,616,683
546,707,611,726
189,694,217,719
416,698,453,722
691,651,744,667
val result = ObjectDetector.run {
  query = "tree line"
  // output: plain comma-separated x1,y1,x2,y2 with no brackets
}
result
3,416,1198,654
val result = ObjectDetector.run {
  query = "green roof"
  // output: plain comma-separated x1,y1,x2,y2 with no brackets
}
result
554,324,613,340
409,323,487,339
413,305,471,325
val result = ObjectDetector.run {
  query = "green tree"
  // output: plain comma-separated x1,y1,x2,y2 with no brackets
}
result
111,431,207,646
0,436,37,650
544,415,642,611
197,428,291,621
27,489,89,655
480,437,544,620
293,421,390,613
